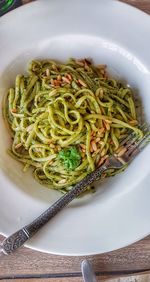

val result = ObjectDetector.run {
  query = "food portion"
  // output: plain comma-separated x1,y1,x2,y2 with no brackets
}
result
3,58,142,193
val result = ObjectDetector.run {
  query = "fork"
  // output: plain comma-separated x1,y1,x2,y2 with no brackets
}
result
1,125,150,255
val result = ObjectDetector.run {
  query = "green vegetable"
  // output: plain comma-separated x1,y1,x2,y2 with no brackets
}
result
58,146,81,171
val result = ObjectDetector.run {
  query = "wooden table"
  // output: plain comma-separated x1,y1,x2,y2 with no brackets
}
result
1,1,150,281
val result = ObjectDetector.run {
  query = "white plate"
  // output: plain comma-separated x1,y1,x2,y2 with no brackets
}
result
0,0,150,256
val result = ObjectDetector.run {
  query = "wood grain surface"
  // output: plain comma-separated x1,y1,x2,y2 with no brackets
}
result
120,0,150,14
1,1,150,281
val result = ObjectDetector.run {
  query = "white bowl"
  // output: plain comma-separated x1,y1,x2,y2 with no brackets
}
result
0,0,150,255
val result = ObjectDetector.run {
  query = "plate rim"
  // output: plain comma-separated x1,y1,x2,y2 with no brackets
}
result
0,0,150,256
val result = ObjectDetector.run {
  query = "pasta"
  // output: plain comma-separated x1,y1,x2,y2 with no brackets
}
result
3,58,143,193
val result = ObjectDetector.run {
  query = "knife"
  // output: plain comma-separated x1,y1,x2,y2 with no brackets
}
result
81,259,98,282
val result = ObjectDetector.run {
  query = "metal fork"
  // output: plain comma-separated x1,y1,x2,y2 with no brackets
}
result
1,125,150,255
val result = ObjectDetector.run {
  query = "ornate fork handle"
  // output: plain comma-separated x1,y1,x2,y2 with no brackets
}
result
2,163,108,255
2,125,149,255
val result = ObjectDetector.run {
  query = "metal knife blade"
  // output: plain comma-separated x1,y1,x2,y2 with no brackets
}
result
81,259,98,282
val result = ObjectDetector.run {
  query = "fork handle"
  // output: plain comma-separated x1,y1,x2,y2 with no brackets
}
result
2,164,107,254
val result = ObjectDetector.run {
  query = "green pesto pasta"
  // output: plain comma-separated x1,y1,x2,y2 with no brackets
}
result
3,58,143,193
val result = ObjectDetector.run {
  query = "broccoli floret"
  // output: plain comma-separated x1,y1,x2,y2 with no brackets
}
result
58,146,81,171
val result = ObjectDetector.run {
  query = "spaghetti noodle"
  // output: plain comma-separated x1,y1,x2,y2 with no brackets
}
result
3,58,143,193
